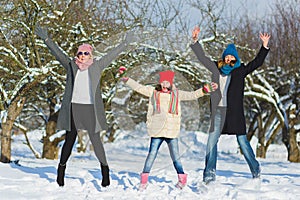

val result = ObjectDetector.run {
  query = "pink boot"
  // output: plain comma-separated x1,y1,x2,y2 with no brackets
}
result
176,173,187,189
139,173,149,190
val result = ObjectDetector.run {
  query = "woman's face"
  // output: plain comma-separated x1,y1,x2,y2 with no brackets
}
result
77,51,91,63
160,81,171,92
224,55,236,65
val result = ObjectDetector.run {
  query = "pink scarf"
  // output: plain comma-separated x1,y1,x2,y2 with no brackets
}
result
75,57,94,71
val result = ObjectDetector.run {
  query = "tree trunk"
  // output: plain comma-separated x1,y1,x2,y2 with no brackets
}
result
77,130,89,153
1,97,26,163
42,100,61,160
247,112,259,141
42,117,60,159
256,114,266,158
287,106,300,162
288,128,300,162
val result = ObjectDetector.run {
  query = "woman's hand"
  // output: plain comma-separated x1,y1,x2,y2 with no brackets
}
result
35,26,49,41
259,32,271,49
192,26,200,43
124,31,135,45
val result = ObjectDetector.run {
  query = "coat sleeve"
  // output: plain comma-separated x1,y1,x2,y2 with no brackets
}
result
190,41,219,74
125,78,154,97
242,45,270,76
178,88,205,101
93,42,128,71
44,38,71,70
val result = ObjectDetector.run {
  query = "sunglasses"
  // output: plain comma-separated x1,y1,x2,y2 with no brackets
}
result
77,51,90,56
230,60,237,66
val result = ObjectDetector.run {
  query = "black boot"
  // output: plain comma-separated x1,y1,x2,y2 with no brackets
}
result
101,164,110,187
56,163,66,187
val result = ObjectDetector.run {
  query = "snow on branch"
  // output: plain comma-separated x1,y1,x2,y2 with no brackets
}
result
246,73,288,127
0,25,27,68
49,130,66,142
244,91,285,124
13,122,41,159
0,82,8,103
10,72,31,102
29,0,41,11
0,46,28,72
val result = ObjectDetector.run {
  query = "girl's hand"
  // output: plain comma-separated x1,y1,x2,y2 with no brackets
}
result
203,82,218,94
118,66,128,82
119,66,127,74
121,77,129,82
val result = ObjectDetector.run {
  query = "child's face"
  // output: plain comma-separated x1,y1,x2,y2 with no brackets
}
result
160,81,171,92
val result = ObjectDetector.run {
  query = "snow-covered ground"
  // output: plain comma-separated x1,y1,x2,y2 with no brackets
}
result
1,129,300,200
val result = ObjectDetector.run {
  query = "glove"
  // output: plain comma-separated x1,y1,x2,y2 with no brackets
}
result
117,66,128,81
118,66,127,77
124,31,135,45
203,82,216,94
118,66,129,82
35,26,49,41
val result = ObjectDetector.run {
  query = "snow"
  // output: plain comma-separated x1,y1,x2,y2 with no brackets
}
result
0,110,7,123
1,129,300,200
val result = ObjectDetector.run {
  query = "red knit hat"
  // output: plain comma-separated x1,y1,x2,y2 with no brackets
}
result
77,43,93,55
159,70,175,85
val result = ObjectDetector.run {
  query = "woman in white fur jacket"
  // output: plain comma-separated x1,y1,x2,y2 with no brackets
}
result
120,69,218,190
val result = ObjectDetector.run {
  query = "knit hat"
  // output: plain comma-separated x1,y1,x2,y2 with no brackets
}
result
219,43,242,75
159,70,175,85
76,43,93,55
222,43,240,61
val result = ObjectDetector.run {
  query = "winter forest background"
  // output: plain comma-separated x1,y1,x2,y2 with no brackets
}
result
0,0,299,167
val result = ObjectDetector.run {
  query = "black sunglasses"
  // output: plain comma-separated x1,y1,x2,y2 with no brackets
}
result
77,51,90,56
230,60,237,66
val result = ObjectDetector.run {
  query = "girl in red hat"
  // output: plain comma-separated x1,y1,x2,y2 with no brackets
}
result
120,69,218,190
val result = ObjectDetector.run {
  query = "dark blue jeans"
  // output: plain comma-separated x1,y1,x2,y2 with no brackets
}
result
203,108,260,183
142,137,184,174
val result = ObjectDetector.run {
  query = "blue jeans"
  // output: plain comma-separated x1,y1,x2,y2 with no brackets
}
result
203,108,260,183
142,137,184,174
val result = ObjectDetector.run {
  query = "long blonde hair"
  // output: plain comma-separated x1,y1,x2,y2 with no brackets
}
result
217,60,225,69
217,59,236,69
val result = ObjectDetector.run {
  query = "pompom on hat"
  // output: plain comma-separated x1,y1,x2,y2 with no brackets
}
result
159,70,175,85
76,43,93,55
222,43,240,61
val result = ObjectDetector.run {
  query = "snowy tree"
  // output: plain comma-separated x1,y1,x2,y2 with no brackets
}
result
0,0,188,161
0,0,128,161
263,1,300,162
230,1,300,161
0,0,50,162
187,0,300,162
1,0,298,163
